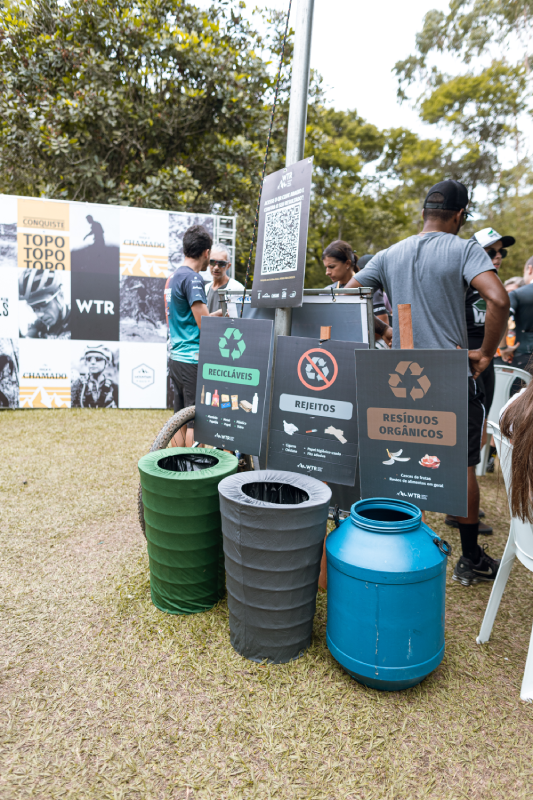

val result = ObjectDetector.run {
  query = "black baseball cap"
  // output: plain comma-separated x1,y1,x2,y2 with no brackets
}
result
423,180,471,214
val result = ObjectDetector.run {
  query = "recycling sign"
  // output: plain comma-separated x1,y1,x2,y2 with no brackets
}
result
219,327,246,360
195,316,273,455
355,348,469,516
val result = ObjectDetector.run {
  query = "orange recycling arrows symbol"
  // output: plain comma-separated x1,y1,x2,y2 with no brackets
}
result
389,361,431,401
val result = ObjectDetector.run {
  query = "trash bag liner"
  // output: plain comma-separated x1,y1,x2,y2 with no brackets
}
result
241,481,309,504
138,447,238,615
157,453,218,472
218,470,331,663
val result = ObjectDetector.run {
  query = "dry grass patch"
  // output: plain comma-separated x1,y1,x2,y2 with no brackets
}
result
1,409,533,799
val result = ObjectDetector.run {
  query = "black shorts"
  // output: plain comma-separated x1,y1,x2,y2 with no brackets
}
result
468,376,485,467
475,360,495,415
168,359,198,427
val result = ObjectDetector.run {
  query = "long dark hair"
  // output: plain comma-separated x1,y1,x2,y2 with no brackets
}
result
500,372,533,523
322,240,359,272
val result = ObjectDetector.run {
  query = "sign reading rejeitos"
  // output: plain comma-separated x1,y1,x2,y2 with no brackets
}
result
355,349,468,515
268,336,367,485
194,317,273,454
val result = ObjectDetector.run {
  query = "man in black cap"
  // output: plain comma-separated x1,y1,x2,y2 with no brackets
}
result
344,179,510,587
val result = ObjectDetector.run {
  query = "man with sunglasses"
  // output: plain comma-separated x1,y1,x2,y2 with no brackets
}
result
18,268,70,338
343,179,510,587
204,244,243,313
71,344,118,408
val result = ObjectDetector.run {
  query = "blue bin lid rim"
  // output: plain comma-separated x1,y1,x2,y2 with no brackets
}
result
350,497,422,533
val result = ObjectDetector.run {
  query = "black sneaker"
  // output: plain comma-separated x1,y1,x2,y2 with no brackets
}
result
486,456,495,473
452,546,500,586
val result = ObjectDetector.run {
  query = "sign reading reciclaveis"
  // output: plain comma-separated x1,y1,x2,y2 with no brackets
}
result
194,317,273,454
355,349,469,516
268,336,368,485
250,157,313,309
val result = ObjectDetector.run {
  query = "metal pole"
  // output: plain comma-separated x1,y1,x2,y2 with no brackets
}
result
265,0,315,466
265,0,315,463
274,0,315,339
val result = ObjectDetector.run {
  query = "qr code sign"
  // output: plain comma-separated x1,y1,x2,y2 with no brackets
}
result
260,201,301,275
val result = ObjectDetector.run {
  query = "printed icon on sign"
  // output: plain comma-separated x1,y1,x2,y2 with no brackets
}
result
297,348,338,392
420,455,441,469
389,361,431,401
324,425,347,444
219,327,246,360
290,290,296,298
283,420,299,436
383,448,410,465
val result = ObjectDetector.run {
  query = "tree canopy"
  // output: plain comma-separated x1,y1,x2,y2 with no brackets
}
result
2,0,531,286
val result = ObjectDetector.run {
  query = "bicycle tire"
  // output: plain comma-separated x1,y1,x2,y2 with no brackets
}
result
138,405,196,537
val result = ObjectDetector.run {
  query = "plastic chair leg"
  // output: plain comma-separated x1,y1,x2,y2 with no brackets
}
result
520,623,533,702
476,532,516,644
476,442,490,477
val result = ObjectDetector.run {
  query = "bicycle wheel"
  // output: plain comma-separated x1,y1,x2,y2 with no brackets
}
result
138,405,196,537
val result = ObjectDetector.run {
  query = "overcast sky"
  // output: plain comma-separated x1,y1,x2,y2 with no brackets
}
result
260,0,451,135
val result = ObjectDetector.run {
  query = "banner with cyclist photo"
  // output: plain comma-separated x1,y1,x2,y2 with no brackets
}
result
0,193,235,409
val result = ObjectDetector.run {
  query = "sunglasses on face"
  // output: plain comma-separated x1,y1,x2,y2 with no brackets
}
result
487,248,507,260
210,259,229,268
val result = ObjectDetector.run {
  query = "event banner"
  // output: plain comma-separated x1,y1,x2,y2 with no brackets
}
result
0,193,235,409
251,157,313,309
268,336,366,485
355,349,469,515
194,317,273,454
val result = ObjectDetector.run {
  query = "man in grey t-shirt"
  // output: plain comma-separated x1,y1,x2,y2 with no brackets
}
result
346,180,510,587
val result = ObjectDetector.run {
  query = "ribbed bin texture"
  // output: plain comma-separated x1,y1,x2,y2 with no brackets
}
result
218,470,331,663
138,447,238,615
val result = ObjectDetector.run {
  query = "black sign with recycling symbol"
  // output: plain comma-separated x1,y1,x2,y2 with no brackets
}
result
195,316,273,455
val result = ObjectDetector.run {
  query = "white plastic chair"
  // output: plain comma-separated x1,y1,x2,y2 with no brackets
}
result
476,365,531,477
476,422,533,701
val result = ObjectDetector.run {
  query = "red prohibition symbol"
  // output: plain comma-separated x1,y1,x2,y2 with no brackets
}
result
297,348,339,392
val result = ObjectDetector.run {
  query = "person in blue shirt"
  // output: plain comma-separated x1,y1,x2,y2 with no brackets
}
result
165,225,222,445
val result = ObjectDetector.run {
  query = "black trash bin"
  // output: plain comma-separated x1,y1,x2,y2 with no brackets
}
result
218,470,331,663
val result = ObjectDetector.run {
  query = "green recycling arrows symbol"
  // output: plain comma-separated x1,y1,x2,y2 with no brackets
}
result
219,327,246,360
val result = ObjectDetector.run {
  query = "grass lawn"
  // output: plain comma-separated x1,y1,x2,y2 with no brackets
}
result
1,408,533,799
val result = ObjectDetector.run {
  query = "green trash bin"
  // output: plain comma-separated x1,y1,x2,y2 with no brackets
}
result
138,447,238,615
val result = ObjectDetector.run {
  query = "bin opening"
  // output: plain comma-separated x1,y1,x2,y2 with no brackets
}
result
158,453,218,472
242,481,309,505
358,508,413,523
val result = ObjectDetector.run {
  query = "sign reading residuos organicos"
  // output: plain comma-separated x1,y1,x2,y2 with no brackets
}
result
250,157,313,309
268,336,367,485
194,317,273,454
355,349,468,515
0,193,235,410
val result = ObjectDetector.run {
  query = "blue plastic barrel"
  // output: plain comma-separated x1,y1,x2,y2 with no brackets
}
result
326,498,449,691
